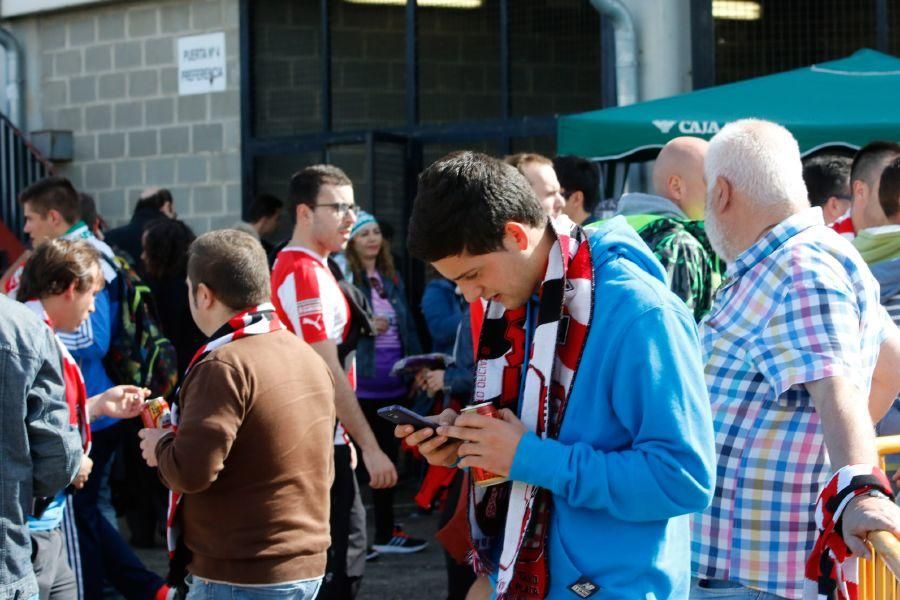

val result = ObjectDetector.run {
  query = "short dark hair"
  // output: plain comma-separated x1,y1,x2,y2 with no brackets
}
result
287,165,352,216
18,176,80,224
850,141,900,187
802,155,852,208
143,219,196,280
17,239,101,301
248,193,283,222
407,151,545,262
553,155,600,212
187,230,270,310
879,157,900,219
135,188,174,213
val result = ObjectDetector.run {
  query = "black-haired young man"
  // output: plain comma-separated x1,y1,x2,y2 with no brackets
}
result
233,193,284,255
831,140,900,239
397,151,715,599
802,155,852,225
553,155,600,226
271,165,398,599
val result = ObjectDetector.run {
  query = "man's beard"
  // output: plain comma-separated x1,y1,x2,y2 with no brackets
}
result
705,209,738,265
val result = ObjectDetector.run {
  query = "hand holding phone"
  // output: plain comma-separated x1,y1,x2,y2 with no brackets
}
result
377,405,438,432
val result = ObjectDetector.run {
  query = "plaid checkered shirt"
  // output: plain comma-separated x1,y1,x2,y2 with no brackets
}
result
691,207,891,599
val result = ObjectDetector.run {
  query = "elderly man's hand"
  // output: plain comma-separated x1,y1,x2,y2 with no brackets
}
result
395,408,461,467
841,494,900,559
436,409,526,478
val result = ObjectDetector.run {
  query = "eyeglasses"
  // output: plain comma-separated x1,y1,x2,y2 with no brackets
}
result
315,202,357,216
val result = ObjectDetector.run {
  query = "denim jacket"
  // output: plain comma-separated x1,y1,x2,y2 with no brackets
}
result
352,271,422,378
0,296,82,599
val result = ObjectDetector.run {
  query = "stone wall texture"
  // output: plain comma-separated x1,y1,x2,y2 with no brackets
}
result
5,0,241,233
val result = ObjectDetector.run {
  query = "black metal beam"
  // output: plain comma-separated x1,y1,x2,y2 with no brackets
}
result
365,130,376,212
238,0,254,220
875,0,889,53
690,0,716,89
600,15,617,108
405,0,419,127
245,117,558,158
321,0,333,134
499,0,511,154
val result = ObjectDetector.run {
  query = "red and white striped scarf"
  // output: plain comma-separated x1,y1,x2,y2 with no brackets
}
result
804,464,894,600
468,217,594,599
24,300,91,452
165,303,284,558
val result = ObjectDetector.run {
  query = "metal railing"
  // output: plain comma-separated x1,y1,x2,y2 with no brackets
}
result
858,435,900,599
0,112,53,242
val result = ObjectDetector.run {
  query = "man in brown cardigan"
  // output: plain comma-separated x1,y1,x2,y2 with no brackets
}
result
139,230,335,599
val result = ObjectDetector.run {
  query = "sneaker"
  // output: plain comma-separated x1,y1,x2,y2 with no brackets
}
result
365,546,381,561
371,527,428,554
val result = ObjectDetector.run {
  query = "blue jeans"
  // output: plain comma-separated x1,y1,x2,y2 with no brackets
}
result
186,576,323,599
690,578,787,600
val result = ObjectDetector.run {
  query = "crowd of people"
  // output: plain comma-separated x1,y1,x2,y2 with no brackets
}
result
2,118,900,600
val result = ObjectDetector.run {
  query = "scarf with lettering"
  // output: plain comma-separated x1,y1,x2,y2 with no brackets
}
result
468,217,594,599
165,303,284,558
804,464,894,600
25,300,91,452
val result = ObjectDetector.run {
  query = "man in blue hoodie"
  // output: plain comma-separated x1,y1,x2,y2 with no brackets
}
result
397,151,716,599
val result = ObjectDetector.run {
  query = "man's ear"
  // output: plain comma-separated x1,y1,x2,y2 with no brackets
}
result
667,175,684,201
568,191,584,210
296,203,312,225
47,209,65,228
711,176,732,214
196,282,216,311
502,222,530,251
62,280,77,301
852,180,868,204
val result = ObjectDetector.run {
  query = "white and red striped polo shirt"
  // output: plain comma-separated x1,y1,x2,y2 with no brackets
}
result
271,246,352,446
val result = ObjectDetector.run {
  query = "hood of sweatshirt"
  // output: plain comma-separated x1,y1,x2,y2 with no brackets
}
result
616,192,687,220
585,215,667,286
870,256,900,302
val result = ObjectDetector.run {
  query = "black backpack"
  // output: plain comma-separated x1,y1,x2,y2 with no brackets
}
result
101,254,178,398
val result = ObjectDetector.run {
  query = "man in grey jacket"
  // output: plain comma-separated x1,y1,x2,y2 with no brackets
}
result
0,293,82,600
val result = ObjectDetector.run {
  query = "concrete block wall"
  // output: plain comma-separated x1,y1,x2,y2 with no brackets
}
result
5,0,242,233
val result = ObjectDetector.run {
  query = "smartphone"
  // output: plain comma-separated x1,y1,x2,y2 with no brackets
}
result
377,405,439,432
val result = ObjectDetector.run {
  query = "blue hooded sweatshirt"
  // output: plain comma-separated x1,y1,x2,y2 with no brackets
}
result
506,217,716,599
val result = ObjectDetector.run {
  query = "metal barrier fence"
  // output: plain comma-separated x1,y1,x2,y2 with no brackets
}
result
859,435,900,599
0,112,52,242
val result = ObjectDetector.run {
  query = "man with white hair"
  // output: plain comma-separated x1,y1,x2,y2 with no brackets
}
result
692,119,900,599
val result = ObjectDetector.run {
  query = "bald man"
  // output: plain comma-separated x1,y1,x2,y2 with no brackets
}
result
613,136,723,321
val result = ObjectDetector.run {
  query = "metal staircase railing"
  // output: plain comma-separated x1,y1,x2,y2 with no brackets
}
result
0,112,54,242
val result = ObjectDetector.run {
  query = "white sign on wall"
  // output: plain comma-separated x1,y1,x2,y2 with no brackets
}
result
178,32,226,96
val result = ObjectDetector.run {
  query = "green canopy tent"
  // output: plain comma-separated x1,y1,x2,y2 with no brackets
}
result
558,49,900,164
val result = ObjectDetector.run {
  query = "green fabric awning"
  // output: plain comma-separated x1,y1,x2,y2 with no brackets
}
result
557,49,900,161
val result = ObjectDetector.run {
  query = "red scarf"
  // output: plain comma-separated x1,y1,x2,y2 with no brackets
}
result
165,303,284,558
804,464,894,600
25,300,91,452
468,217,594,599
